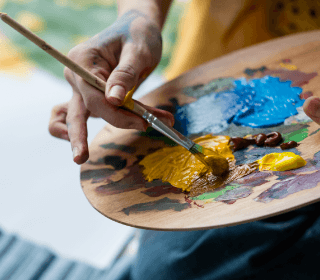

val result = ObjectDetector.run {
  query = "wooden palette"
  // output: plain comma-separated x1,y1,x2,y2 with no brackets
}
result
81,31,320,231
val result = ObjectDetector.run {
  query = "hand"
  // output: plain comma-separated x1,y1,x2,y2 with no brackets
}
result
60,10,174,164
49,96,174,164
303,96,320,125
49,100,90,164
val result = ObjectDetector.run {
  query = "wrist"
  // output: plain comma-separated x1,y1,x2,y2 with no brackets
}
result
117,0,172,30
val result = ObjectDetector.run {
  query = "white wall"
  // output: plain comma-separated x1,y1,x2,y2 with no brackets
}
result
0,69,138,268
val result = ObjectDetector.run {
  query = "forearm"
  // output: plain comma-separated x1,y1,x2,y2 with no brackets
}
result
117,0,173,29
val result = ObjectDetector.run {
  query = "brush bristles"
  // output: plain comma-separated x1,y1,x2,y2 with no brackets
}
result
189,143,205,154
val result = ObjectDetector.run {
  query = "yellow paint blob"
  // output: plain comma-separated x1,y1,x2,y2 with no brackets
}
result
279,63,298,71
257,152,306,171
140,135,234,192
16,11,45,32
121,86,136,110
122,72,148,110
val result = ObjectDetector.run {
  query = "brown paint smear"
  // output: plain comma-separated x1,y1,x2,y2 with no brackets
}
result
189,160,258,197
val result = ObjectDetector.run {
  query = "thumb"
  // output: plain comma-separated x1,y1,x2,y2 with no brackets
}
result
105,50,145,106
303,96,320,125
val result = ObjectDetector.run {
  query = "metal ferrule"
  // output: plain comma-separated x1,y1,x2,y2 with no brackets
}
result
142,111,195,151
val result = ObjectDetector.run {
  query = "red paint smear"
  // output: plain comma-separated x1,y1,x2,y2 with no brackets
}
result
300,91,313,100
223,200,236,204
193,201,204,208
282,59,292,63
233,171,270,187
263,69,317,87
141,185,183,197
185,195,193,204
184,196,204,208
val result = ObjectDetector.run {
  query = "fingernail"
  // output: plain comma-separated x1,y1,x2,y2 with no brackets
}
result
73,147,80,160
108,85,125,105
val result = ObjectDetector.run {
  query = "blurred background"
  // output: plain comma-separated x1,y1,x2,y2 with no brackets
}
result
0,0,186,268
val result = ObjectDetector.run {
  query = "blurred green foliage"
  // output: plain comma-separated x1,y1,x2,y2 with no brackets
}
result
1,0,185,78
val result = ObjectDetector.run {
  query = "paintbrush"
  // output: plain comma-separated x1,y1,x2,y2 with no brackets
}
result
0,12,229,175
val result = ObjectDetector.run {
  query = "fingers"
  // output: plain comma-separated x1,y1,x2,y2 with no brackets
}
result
303,97,320,125
105,45,149,106
77,75,175,130
76,76,145,130
67,93,90,164
49,103,69,141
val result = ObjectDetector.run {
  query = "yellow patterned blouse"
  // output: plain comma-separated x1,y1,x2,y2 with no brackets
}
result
165,0,320,80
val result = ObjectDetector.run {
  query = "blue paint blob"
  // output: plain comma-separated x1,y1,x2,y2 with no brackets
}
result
175,76,304,136
232,76,303,128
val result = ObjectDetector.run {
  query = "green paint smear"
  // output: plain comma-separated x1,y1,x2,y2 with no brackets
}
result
191,184,239,201
282,127,309,143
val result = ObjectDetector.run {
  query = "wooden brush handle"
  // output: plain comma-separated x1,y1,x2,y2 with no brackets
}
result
0,13,147,117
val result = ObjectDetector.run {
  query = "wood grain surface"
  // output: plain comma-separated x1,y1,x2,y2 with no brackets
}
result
81,30,320,231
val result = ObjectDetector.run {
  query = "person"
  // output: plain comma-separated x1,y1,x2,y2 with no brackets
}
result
48,1,320,279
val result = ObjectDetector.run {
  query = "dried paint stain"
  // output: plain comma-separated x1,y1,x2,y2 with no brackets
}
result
183,77,235,98
100,143,137,154
244,66,267,76
121,197,191,215
141,184,183,197
255,170,320,203
262,69,317,87
215,186,253,204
